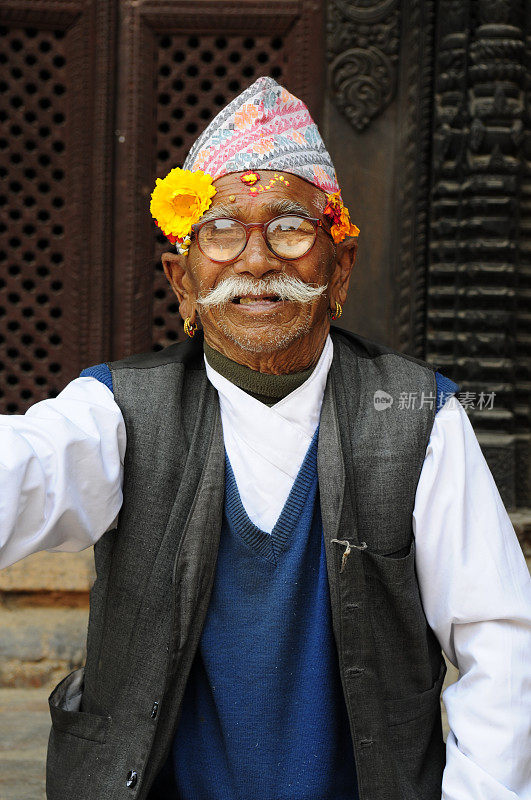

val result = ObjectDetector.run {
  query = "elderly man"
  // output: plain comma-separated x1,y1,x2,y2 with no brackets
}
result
1,77,530,800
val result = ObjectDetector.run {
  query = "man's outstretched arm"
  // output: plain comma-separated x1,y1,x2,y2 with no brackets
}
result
0,375,126,569
413,395,531,799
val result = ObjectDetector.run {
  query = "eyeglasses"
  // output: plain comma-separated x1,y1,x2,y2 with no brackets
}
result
190,215,332,263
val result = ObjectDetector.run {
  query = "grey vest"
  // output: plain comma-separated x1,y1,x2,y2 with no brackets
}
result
46,327,447,800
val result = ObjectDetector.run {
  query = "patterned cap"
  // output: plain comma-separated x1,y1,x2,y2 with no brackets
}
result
183,76,339,194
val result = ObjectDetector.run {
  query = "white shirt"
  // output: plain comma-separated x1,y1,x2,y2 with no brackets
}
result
0,341,530,799
0,377,125,567
204,334,333,532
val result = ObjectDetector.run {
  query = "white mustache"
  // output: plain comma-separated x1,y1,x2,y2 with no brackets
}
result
196,274,328,309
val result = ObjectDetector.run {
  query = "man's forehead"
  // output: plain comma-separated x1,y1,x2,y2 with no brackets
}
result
203,197,312,220
208,170,326,215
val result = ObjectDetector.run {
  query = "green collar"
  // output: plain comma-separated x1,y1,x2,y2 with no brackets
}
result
203,341,315,406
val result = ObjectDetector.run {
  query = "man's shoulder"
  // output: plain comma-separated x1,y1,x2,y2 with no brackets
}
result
330,325,437,373
108,335,205,372
330,326,459,413
79,336,206,394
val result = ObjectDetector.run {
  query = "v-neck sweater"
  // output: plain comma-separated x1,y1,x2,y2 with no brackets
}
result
172,430,359,799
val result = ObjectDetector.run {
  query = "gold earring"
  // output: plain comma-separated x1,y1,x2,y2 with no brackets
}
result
330,302,342,321
184,317,197,338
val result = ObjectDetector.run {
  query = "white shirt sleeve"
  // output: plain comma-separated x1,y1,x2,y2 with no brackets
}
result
413,395,531,800
0,376,126,570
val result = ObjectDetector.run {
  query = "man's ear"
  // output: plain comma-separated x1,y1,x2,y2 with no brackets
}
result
329,236,358,307
161,251,194,320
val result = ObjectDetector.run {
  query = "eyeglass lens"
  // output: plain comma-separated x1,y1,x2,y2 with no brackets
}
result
197,216,317,261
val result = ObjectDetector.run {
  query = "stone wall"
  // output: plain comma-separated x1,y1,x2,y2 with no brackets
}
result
0,550,94,690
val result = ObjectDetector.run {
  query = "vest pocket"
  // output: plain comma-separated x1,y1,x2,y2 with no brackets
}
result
363,535,416,585
48,666,111,743
363,536,443,700
383,659,447,800
385,657,446,726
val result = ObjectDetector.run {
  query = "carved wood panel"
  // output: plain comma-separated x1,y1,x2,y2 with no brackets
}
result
325,0,530,509
426,0,531,507
327,0,400,133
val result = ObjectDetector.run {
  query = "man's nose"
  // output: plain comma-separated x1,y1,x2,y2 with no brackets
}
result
232,228,280,278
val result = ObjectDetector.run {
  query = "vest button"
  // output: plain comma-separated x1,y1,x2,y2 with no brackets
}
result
346,666,365,677
150,701,159,719
126,770,138,788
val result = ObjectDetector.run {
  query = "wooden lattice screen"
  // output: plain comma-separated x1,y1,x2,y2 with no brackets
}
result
0,25,68,412
0,2,324,413
0,0,116,414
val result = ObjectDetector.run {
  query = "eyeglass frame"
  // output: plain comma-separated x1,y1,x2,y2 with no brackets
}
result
189,214,334,263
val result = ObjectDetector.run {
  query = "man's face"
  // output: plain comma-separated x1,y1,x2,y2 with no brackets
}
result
181,171,337,354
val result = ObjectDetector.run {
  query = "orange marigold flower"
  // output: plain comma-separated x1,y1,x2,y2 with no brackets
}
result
324,191,360,243
323,191,343,224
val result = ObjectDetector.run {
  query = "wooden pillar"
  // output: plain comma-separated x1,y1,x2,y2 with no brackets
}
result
427,0,530,508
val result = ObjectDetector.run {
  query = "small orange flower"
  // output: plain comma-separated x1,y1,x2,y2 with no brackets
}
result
323,191,343,224
324,191,360,243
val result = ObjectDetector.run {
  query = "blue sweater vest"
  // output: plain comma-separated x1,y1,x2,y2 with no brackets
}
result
171,430,359,800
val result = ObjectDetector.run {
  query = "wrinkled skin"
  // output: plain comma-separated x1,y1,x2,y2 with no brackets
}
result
162,170,358,374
